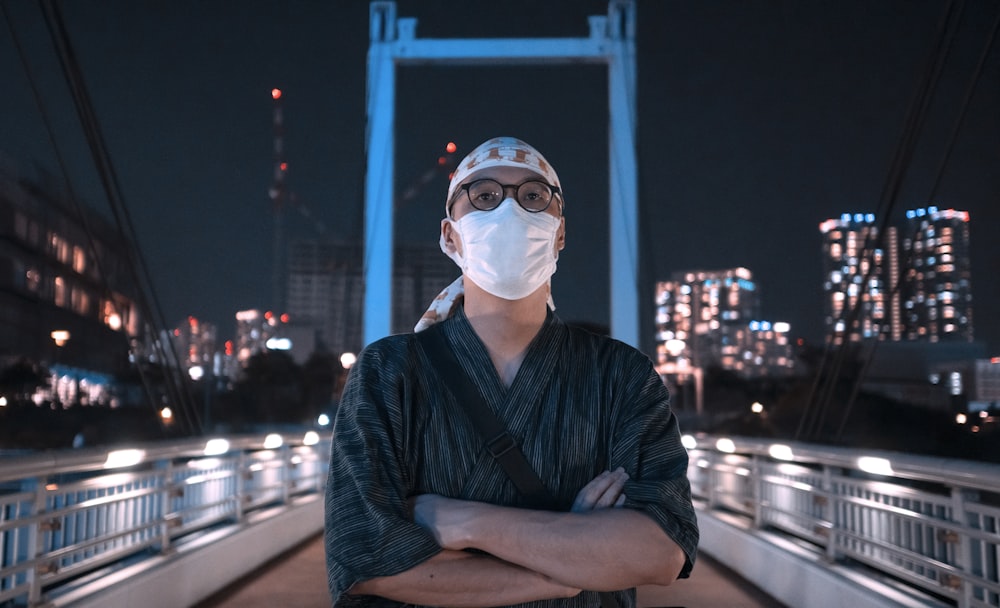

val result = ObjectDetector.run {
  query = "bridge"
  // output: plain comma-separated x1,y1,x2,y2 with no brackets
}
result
1,431,998,608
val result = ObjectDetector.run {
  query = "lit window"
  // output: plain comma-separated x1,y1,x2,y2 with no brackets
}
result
73,247,86,273
54,277,67,307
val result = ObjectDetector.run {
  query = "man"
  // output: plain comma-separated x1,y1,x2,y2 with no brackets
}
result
325,137,698,607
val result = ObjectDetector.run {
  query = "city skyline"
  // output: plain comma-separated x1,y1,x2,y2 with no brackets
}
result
2,0,998,354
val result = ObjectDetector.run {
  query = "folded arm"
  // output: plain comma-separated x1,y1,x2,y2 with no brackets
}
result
349,549,580,607
414,493,686,591
346,469,638,604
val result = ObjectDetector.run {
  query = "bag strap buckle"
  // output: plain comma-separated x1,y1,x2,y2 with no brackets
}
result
486,432,516,458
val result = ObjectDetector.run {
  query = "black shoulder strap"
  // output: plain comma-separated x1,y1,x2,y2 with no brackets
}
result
417,325,553,506
416,326,620,608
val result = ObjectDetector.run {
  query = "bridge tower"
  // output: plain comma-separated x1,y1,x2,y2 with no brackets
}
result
363,1,639,347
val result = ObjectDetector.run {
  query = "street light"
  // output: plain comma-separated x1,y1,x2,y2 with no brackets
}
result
340,352,357,369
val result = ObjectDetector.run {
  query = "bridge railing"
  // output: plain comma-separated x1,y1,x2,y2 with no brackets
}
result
686,434,1000,608
4,430,999,608
0,431,331,607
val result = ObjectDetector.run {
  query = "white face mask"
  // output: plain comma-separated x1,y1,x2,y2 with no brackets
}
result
441,198,562,300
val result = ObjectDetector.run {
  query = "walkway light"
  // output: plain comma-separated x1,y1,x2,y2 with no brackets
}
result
204,438,230,456
716,438,736,453
303,431,320,446
317,413,331,426
680,434,697,450
104,449,145,469
263,433,283,449
751,401,764,414
768,444,794,461
857,456,894,476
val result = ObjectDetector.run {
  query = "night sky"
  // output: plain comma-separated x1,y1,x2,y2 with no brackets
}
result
3,0,998,355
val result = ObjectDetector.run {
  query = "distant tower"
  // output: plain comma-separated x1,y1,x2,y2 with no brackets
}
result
268,88,288,314
819,213,892,345
654,267,760,369
899,206,973,343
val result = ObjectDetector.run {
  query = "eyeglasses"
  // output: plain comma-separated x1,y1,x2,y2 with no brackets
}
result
451,179,561,214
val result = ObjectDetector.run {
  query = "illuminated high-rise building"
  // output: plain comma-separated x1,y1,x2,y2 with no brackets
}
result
654,268,795,379
819,207,973,345
898,207,973,343
654,268,759,368
0,156,142,405
819,213,893,344
726,321,797,378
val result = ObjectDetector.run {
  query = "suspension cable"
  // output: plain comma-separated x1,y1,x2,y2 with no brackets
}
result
37,0,202,434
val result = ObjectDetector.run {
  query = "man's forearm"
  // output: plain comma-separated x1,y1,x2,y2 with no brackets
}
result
420,499,686,591
348,549,579,607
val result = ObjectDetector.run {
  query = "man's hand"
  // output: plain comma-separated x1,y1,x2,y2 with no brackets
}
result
571,468,628,512
412,494,474,550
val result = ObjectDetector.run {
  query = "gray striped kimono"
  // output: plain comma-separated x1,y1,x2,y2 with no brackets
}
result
325,306,698,607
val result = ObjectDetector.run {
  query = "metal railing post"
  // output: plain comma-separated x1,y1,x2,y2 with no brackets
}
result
156,459,174,555
751,454,763,529
706,452,718,509
822,464,837,562
235,451,247,522
951,486,975,608
26,476,46,607
281,443,292,505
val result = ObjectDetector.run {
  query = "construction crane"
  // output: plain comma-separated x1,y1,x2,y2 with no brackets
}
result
268,88,288,314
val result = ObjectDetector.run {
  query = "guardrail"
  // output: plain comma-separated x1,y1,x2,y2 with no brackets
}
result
685,434,1000,608
0,430,331,607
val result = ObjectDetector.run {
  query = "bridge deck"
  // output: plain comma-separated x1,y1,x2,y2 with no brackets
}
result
196,534,783,607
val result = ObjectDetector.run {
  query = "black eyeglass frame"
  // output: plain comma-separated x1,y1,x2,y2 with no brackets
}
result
449,179,563,215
